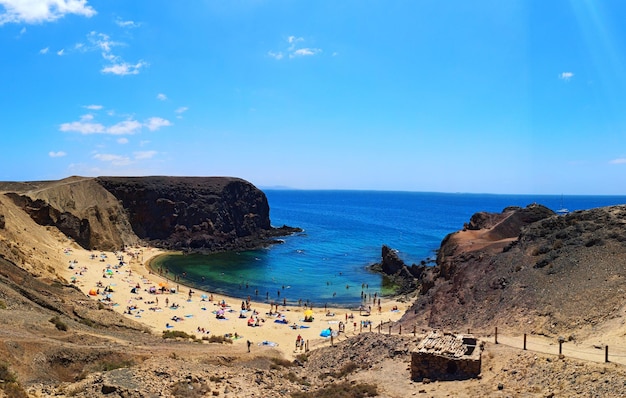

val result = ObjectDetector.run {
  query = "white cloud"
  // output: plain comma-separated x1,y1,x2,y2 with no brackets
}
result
107,120,142,135
559,72,574,81
290,48,321,58
610,158,626,164
139,140,151,146
0,0,96,25
101,61,148,76
175,106,188,114
270,35,322,60
145,117,171,131
49,151,66,158
116,18,140,28
134,150,157,160
59,121,105,134
79,31,147,76
39,47,49,54
84,104,103,110
157,93,167,101
57,48,65,56
18,26,25,35
93,153,131,166
268,51,283,60
80,113,94,121
117,137,129,144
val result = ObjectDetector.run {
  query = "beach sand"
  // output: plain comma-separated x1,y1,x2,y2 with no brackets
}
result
63,245,406,359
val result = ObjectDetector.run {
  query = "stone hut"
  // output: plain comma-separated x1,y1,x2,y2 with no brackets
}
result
411,330,481,381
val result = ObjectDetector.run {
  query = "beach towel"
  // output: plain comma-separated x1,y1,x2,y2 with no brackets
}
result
258,341,278,347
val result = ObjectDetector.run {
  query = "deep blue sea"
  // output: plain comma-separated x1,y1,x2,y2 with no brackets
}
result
150,191,626,307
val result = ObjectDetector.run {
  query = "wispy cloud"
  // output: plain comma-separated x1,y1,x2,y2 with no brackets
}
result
115,18,140,29
175,106,188,114
60,115,171,135
101,61,148,76
59,121,105,134
134,150,157,160
290,48,321,58
93,150,157,167
0,0,96,25
269,35,322,60
559,72,574,81
49,151,67,158
610,158,626,164
39,47,49,54
84,104,103,110
73,31,148,76
107,120,143,135
93,153,131,166
57,49,65,56
145,117,172,131
117,137,129,144
157,93,167,101
267,51,283,60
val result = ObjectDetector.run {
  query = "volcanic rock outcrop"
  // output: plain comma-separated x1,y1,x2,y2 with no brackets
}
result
2,176,299,252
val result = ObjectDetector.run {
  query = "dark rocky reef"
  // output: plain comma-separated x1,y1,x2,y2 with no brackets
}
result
95,176,300,252
371,245,435,296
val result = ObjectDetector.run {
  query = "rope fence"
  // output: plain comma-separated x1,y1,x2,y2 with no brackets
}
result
362,322,626,366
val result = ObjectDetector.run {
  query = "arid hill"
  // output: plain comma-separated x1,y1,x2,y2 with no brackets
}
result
398,203,626,341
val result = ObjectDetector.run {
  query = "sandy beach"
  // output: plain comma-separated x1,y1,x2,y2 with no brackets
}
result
63,244,406,359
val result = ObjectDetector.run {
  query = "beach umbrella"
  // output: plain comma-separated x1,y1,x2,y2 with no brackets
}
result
320,328,331,338
304,309,313,317
158,282,168,287
200,294,208,299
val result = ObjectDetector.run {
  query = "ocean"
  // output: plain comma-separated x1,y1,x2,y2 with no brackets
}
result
150,191,626,307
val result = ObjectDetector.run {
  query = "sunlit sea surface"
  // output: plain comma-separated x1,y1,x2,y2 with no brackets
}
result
150,191,626,307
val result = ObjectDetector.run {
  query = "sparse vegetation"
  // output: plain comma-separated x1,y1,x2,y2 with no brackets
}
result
291,381,378,398
206,335,232,344
0,299,6,309
49,316,68,331
319,361,360,380
99,359,134,371
162,330,196,340
0,362,27,398
270,357,294,369
285,372,311,386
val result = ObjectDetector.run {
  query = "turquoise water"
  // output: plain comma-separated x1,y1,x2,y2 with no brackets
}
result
150,191,626,307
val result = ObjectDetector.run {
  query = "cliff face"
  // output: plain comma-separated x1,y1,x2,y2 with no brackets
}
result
95,176,294,251
400,204,626,339
1,176,297,253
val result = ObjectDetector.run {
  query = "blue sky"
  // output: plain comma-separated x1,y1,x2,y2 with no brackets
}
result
2,0,626,194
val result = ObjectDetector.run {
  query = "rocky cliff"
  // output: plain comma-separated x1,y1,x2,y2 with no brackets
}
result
1,176,298,252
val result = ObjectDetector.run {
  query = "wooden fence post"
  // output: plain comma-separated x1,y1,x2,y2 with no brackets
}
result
495,327,498,344
388,325,392,335
523,334,527,350
413,325,416,337
606,346,609,363
558,336,565,355
399,325,402,335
